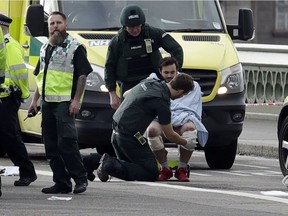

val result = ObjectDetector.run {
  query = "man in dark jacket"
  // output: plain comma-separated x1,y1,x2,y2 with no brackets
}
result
105,4,183,109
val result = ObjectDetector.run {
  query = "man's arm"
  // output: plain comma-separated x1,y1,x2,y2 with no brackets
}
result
104,38,118,92
70,74,86,115
161,124,197,151
105,38,121,109
158,29,183,69
161,124,187,145
28,87,40,114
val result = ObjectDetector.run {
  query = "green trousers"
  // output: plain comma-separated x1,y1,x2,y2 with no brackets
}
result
111,131,159,181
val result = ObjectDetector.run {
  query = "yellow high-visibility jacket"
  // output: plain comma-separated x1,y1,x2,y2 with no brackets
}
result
0,28,6,85
36,35,80,102
0,35,29,99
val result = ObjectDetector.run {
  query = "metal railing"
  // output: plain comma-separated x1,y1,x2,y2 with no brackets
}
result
236,43,288,104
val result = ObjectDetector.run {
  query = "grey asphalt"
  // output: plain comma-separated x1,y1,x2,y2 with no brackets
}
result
24,104,282,160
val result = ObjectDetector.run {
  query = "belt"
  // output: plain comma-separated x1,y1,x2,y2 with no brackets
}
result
113,129,131,136
113,130,147,145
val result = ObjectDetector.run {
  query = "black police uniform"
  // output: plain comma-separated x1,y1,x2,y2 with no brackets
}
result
0,14,37,186
105,24,183,99
110,79,172,181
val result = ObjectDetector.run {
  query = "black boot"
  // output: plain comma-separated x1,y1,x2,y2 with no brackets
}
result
97,153,127,182
83,153,102,181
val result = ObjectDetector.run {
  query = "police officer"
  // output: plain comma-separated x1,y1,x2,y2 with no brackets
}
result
96,73,196,182
28,11,91,194
0,25,5,197
105,4,183,109
0,14,37,187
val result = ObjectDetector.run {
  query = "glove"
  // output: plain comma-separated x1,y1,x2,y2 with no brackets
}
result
182,138,197,151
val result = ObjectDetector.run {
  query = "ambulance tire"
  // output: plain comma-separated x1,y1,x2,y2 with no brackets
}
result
204,139,237,169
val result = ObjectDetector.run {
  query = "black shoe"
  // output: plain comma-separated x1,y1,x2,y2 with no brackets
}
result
96,153,111,182
73,182,88,194
83,155,98,182
14,175,37,186
41,184,72,194
97,153,125,182
87,173,96,182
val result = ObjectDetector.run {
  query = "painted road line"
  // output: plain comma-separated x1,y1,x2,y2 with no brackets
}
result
36,169,288,204
137,182,288,205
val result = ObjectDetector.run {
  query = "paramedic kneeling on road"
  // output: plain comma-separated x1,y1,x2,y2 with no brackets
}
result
96,73,195,182
146,57,208,182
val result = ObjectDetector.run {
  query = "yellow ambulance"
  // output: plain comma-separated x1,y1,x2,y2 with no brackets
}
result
1,0,254,169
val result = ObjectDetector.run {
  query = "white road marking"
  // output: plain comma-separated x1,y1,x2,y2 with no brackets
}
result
261,191,288,196
233,163,268,169
233,170,282,177
189,172,211,177
210,170,251,176
36,170,53,176
136,181,288,204
36,169,288,204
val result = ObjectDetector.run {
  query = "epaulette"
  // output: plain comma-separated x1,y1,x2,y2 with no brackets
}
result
4,38,9,43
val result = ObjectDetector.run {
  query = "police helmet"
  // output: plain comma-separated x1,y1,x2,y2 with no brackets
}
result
120,5,146,27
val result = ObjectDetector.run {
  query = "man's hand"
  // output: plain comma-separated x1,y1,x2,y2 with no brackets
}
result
109,91,121,110
70,99,81,115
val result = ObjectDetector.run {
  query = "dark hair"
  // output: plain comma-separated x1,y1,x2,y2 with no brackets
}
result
159,57,179,71
49,11,67,20
170,73,194,94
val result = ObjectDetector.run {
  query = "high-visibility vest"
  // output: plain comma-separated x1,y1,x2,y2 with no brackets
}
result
0,28,6,84
36,35,80,102
0,35,28,99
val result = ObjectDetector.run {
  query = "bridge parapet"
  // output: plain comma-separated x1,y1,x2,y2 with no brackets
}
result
236,43,288,104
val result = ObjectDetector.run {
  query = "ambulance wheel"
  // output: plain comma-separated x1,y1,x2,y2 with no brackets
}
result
204,139,237,169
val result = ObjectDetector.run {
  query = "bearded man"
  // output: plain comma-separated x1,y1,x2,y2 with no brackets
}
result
28,11,92,194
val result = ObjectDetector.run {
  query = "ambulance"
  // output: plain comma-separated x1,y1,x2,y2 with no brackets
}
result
1,0,254,169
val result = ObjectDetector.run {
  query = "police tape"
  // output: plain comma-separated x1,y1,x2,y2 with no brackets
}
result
246,102,284,107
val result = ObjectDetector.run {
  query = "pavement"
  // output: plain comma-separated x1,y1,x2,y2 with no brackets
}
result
237,105,281,159
23,104,282,160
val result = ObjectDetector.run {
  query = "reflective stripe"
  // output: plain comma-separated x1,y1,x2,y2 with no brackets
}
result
44,95,71,102
5,72,28,80
0,42,4,49
9,63,26,71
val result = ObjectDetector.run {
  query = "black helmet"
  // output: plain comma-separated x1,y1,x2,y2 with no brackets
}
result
120,5,146,27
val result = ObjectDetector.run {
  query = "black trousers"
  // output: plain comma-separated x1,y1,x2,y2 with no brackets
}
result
42,101,87,188
111,131,159,181
0,96,36,179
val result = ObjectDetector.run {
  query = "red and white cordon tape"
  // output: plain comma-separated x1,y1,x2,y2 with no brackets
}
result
246,102,284,107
